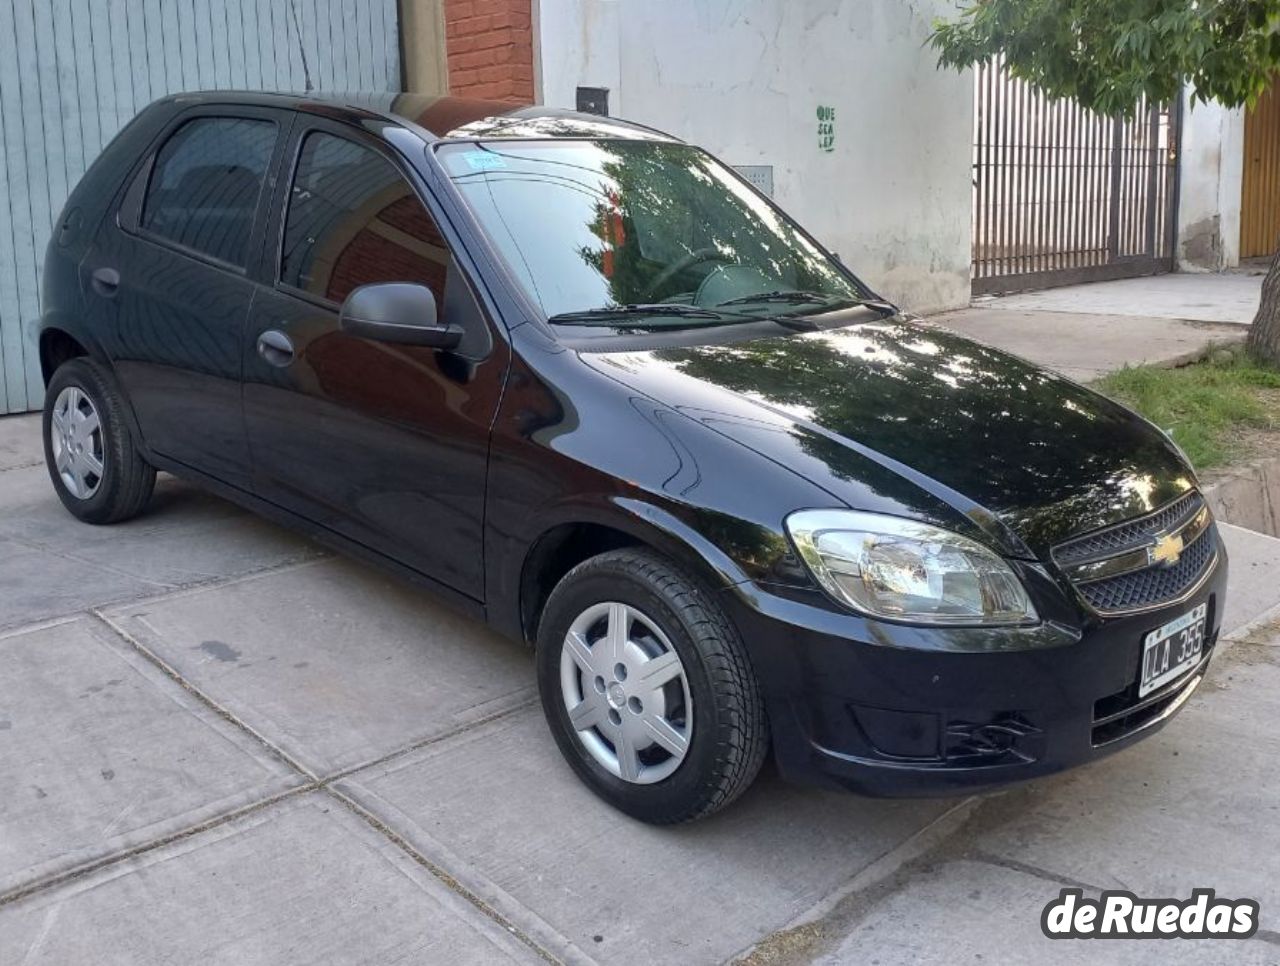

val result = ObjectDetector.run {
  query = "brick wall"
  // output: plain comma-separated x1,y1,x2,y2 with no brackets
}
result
443,0,535,102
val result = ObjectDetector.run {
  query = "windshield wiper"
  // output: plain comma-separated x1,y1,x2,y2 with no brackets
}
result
716,290,896,313
548,304,733,327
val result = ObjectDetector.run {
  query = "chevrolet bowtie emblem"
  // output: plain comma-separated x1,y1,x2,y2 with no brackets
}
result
1149,532,1184,567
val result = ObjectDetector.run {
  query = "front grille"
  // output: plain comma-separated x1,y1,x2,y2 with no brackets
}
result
1055,491,1202,565
1053,491,1217,615
1076,526,1215,612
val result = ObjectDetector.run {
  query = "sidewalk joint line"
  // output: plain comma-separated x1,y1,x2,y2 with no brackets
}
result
0,552,331,640
4,532,174,590
965,850,1103,892
4,610,550,962
0,458,43,473
728,796,981,965
324,695,536,787
0,613,82,642
325,787,564,966
98,551,332,606
90,609,317,780
0,785,312,909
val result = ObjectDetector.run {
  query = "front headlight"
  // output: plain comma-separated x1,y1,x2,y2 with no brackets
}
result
785,509,1037,626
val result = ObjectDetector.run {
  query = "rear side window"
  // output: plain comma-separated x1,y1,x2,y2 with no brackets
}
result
279,131,449,309
141,117,277,268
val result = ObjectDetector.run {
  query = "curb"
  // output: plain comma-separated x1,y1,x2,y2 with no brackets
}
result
1221,598,1280,647
1150,329,1248,369
1203,455,1280,538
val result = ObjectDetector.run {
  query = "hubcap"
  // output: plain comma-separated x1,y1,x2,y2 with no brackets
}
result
559,601,693,784
49,386,105,500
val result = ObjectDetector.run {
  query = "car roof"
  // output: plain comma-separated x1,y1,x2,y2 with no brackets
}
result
160,90,680,143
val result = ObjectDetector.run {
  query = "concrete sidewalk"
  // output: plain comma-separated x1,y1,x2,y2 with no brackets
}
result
3,398,1280,965
975,272,1264,325
928,309,1246,382
927,271,1262,382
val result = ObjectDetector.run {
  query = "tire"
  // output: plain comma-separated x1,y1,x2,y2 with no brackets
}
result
536,548,768,824
43,357,156,525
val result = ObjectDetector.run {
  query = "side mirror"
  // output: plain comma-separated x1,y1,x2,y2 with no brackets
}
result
339,282,462,350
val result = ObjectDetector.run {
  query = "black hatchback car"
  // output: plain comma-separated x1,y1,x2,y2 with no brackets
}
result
40,92,1226,823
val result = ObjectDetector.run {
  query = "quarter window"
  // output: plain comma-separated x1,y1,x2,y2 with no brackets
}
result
141,117,276,267
280,132,450,310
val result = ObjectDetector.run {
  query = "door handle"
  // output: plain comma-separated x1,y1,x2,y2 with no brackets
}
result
91,266,120,298
256,329,295,367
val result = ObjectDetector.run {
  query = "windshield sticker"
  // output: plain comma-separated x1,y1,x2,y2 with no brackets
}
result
464,152,508,171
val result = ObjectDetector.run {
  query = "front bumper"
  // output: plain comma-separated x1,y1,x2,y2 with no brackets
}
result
721,533,1228,797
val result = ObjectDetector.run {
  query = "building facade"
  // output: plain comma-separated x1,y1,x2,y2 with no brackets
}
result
1,0,1275,414
529,0,975,315
448,0,1277,298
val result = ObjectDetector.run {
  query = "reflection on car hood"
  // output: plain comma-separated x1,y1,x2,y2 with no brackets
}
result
581,318,1195,557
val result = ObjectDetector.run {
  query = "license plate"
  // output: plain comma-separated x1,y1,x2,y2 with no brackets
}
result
1139,603,1207,698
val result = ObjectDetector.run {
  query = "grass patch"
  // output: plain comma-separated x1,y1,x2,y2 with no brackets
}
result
1093,348,1280,471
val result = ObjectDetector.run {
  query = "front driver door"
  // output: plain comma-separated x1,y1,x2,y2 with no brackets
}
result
241,120,509,600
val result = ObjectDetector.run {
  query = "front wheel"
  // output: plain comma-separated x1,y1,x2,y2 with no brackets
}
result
536,548,768,823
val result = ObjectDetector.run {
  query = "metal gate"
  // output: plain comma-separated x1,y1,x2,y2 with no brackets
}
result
0,0,402,415
972,60,1180,295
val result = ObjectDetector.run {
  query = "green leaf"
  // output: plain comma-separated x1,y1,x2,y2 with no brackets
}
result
930,0,1280,114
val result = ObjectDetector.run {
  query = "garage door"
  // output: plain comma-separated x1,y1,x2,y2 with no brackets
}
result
0,0,401,414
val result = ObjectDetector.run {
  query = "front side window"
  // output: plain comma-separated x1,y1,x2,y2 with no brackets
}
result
141,117,277,267
438,140,870,326
280,131,449,310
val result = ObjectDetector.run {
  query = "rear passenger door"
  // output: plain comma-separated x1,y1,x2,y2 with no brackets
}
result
241,118,509,600
86,107,289,491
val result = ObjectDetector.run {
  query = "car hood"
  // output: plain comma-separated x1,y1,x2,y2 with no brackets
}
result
580,317,1196,558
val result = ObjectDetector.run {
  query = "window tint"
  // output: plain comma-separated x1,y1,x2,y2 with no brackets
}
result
280,132,450,309
141,117,276,267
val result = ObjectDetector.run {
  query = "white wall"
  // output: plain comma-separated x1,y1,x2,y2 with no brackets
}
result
534,0,974,314
1177,93,1245,271
536,0,623,113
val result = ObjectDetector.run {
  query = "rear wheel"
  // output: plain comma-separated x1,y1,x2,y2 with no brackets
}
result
536,548,768,823
43,358,155,524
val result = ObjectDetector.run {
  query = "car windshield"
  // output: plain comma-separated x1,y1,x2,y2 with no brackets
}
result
437,139,871,326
